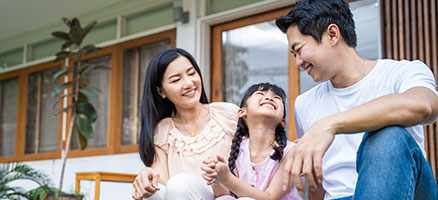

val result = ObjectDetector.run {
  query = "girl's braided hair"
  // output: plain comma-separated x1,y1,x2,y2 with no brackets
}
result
228,82,287,175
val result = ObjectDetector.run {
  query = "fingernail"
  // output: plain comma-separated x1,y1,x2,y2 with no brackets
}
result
282,184,287,191
310,186,316,192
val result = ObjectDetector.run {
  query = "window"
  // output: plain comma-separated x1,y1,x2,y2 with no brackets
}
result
0,77,19,157
71,55,111,150
211,1,381,139
0,29,176,162
212,7,299,139
25,66,61,154
122,40,171,146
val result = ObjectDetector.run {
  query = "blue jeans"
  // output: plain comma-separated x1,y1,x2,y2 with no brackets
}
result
350,126,438,200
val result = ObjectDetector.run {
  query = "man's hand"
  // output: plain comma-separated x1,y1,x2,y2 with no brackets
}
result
283,117,336,194
132,167,160,199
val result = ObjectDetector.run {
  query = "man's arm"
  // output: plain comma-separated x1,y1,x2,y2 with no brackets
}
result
284,87,438,194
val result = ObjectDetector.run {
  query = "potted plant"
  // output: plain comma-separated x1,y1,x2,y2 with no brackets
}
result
0,162,56,200
51,17,109,191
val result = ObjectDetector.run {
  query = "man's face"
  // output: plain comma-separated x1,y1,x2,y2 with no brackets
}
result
286,25,334,82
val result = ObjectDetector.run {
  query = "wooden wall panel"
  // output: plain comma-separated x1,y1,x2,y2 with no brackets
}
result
382,0,438,181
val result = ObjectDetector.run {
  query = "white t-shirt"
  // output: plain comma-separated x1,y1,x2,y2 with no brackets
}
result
293,59,438,199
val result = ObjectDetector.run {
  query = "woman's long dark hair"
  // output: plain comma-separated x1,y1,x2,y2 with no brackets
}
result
228,83,288,175
139,48,209,167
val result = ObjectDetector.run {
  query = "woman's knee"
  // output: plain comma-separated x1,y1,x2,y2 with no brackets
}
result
166,173,197,193
166,173,213,199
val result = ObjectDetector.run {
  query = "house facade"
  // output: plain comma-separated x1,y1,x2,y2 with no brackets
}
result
0,0,436,199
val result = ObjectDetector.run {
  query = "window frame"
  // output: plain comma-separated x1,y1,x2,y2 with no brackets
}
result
211,7,300,140
0,29,176,162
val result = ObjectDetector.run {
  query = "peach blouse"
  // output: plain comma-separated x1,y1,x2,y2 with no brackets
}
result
154,102,239,178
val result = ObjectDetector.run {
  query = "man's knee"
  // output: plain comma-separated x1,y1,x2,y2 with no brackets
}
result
360,126,413,160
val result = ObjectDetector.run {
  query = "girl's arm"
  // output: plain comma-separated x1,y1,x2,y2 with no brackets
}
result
215,156,287,200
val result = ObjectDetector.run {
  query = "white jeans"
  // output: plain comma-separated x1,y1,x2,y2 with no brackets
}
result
215,195,254,200
144,173,215,200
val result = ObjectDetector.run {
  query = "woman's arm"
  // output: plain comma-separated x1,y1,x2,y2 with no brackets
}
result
151,146,169,184
132,145,169,199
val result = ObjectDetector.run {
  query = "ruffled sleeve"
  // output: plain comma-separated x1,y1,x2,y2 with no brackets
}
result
153,118,172,153
210,102,239,136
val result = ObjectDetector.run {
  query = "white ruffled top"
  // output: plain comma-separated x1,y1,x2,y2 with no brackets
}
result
154,102,239,178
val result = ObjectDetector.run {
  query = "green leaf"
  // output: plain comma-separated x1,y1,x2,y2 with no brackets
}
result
77,90,89,102
79,89,97,101
53,67,73,80
82,44,98,55
69,19,84,45
76,102,97,122
61,41,73,50
51,31,71,42
75,124,88,150
51,82,72,96
78,63,92,74
39,191,44,200
54,51,70,63
83,21,97,38
70,18,80,27
76,114,93,139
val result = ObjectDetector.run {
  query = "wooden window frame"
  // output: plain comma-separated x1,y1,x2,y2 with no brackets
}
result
0,61,64,162
211,7,300,140
0,29,176,162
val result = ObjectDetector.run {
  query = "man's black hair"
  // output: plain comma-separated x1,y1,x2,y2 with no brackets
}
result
276,0,357,47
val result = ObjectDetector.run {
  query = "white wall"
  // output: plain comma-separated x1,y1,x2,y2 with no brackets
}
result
23,153,144,200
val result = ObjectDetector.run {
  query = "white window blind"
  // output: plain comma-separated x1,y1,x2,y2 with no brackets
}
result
122,40,170,145
25,67,60,154
0,77,19,157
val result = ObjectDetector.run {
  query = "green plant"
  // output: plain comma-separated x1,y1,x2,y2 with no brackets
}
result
25,184,60,200
51,17,109,190
0,162,54,200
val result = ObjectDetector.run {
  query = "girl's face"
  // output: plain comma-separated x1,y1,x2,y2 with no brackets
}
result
241,89,285,125
157,56,203,110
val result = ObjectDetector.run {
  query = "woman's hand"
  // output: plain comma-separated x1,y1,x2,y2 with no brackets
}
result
132,167,161,199
201,157,218,185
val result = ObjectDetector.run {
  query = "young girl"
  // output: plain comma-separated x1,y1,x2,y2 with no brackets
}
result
201,83,302,200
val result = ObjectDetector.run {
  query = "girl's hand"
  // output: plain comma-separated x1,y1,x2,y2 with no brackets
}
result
132,167,160,199
214,155,232,185
201,157,218,184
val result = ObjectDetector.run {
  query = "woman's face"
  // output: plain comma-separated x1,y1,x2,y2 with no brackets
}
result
157,55,203,110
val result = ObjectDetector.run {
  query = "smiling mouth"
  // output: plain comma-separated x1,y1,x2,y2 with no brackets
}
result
260,102,276,109
182,89,196,96
304,64,313,74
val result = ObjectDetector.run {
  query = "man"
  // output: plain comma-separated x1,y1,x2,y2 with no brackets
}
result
276,0,438,199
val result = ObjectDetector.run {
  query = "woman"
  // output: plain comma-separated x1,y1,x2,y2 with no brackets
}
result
132,48,238,200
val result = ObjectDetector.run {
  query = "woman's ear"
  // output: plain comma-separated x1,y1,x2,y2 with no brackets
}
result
238,108,247,118
156,87,166,99
279,119,286,128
